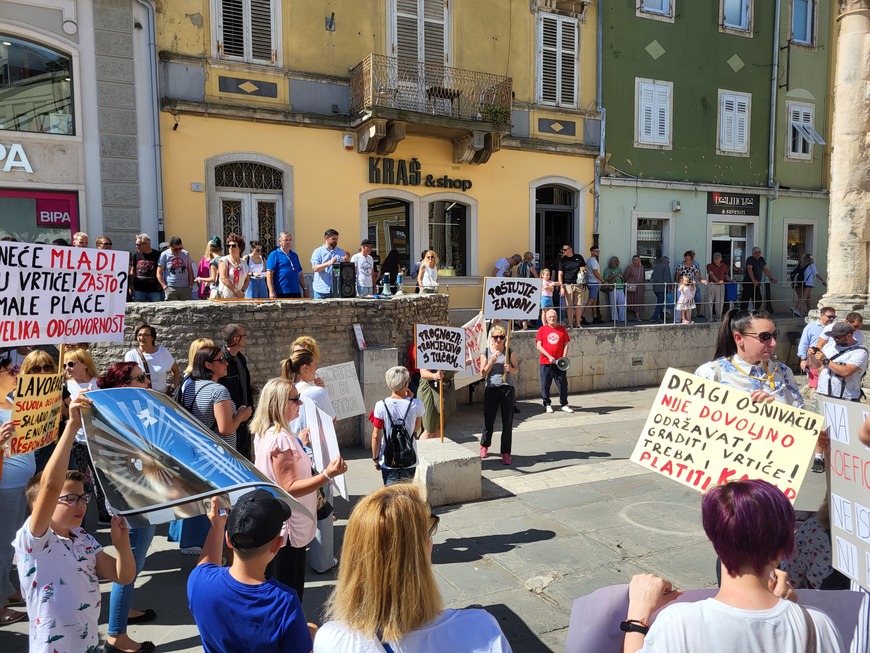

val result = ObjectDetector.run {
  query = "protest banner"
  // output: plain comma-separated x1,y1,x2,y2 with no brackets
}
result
8,372,64,455
303,399,349,501
454,312,488,390
818,396,870,591
483,277,542,321
0,242,130,346
317,362,365,421
630,368,820,501
415,323,466,372
82,388,312,529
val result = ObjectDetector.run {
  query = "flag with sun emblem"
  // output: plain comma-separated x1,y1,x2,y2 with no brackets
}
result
81,388,312,528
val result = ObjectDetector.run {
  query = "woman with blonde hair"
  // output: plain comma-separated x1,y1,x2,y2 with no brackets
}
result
184,338,214,374
20,351,62,472
251,378,346,597
479,324,518,465
416,250,439,293
316,484,511,652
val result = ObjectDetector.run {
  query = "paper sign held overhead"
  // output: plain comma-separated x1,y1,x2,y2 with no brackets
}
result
483,277,542,320
415,324,466,372
630,368,821,501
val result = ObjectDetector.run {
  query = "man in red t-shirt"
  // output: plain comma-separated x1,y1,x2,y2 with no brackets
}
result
536,309,573,413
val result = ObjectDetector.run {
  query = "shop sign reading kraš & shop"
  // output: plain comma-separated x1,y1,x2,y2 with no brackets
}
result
368,157,473,192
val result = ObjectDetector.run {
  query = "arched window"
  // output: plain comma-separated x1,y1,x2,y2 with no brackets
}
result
0,35,74,134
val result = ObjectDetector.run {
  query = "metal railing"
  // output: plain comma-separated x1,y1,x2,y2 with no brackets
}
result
349,53,513,125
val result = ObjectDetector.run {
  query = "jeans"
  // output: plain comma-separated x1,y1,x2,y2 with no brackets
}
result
540,363,568,407
357,285,373,296
651,291,665,321
381,467,416,485
314,290,334,299
610,289,626,322
480,385,514,454
108,525,156,635
245,276,268,298
133,290,163,302
0,488,28,598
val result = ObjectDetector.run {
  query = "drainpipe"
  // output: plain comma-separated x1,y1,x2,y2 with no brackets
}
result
135,0,166,244
765,0,782,256
593,0,604,240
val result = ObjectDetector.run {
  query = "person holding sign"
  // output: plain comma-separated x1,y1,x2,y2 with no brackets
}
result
536,309,573,413
479,325,518,465
623,480,843,653
0,356,30,626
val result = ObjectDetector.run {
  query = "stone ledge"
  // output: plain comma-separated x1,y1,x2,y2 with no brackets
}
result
414,438,481,506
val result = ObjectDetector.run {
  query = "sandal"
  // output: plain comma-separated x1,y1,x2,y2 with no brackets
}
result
0,607,26,625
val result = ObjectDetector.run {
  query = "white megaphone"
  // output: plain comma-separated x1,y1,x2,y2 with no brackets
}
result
555,357,570,371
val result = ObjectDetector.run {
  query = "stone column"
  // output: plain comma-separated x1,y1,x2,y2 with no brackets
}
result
821,1,870,313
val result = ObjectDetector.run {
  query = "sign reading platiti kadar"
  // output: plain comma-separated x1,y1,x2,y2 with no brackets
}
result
415,324,466,372
630,368,820,501
818,396,870,592
0,242,130,346
483,277,542,320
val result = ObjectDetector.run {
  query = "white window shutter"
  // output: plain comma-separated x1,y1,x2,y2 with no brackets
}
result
540,15,559,105
639,83,655,141
654,84,670,143
396,0,419,61
422,0,446,65
559,17,578,108
720,95,736,149
249,0,273,63
734,95,748,151
221,0,245,58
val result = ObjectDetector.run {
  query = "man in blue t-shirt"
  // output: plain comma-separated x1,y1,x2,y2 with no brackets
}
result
188,490,314,653
266,232,308,298
310,228,348,299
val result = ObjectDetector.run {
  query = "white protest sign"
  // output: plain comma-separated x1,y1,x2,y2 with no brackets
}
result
303,400,349,501
0,242,130,346
483,277,542,320
454,312,488,390
317,362,365,421
819,396,870,591
415,323,466,372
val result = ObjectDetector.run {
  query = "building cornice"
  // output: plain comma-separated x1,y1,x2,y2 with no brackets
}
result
600,176,829,199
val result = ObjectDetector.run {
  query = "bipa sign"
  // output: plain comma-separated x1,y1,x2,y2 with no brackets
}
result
0,143,33,173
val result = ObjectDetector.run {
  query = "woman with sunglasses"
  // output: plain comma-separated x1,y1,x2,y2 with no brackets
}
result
251,378,346,598
479,325,518,465
124,324,180,394
19,352,65,472
244,240,268,299
417,250,439,293
0,356,31,625
315,483,511,652
217,232,251,299
97,363,158,653
694,308,802,407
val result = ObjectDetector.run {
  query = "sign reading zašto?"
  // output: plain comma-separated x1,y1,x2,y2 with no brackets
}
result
368,157,473,191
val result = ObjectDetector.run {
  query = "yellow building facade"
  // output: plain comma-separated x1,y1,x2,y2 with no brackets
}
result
157,0,600,322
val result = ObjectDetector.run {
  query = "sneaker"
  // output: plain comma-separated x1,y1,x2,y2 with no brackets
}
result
479,446,488,459
545,405,554,413
811,458,825,473
561,405,574,413
180,546,203,556
502,453,512,465
513,405,521,414
792,308,802,317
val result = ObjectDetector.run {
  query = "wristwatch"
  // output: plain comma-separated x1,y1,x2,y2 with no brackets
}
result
620,620,649,635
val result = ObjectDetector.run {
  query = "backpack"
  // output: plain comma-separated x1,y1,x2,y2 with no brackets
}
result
381,399,417,469
790,264,808,289
172,374,207,415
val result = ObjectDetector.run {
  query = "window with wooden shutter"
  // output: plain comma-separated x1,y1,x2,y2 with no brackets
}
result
787,102,824,160
216,0,278,65
635,79,672,148
537,13,578,108
391,0,448,65
718,91,750,155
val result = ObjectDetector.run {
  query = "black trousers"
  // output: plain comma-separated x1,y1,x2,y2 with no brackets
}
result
480,385,514,454
740,281,763,311
540,363,568,407
266,543,307,598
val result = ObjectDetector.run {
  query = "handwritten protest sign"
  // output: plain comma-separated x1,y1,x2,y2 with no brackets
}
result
0,242,130,346
317,362,365,421
454,312,487,390
8,373,64,455
630,368,820,501
304,400,349,501
819,396,870,591
415,324,466,372
483,277,542,320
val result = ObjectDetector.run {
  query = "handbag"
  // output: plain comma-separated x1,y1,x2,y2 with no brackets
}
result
315,481,333,520
626,283,638,293
577,269,588,285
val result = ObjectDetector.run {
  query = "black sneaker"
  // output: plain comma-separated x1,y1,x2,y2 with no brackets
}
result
811,458,825,473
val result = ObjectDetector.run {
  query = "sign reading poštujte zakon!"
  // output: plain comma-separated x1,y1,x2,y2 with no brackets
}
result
0,242,130,346
415,324,466,372
483,277,543,321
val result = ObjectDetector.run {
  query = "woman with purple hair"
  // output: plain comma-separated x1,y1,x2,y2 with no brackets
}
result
622,479,843,652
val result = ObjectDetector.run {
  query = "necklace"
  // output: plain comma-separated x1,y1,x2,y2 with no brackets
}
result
729,356,776,390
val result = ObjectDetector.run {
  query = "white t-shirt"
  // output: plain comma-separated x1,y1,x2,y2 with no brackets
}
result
635,597,842,653
587,257,601,285
124,346,176,393
819,325,865,346
372,397,424,468
314,608,512,653
351,253,374,288
493,257,512,277
818,340,869,400
14,518,104,653
802,263,818,287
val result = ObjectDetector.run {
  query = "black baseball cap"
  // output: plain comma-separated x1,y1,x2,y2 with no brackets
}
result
360,239,376,247
831,322,855,338
226,489,292,549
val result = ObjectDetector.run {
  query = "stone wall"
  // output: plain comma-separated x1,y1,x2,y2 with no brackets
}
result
88,295,449,446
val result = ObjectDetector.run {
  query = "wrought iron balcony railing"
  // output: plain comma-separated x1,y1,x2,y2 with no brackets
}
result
350,54,513,128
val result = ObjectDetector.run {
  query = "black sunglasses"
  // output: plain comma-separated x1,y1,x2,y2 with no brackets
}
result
28,365,55,373
429,513,440,537
227,243,239,248
492,335,506,340
743,330,780,343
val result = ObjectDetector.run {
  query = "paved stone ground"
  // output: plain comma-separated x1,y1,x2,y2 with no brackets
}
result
0,384,826,653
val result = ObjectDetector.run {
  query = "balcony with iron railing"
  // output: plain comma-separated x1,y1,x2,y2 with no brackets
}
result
349,54,513,130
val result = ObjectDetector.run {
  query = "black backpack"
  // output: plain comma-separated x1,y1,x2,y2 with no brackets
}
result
790,264,808,288
172,374,207,415
382,399,417,469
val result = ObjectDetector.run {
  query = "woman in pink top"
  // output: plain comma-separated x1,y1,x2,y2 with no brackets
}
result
251,378,346,598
